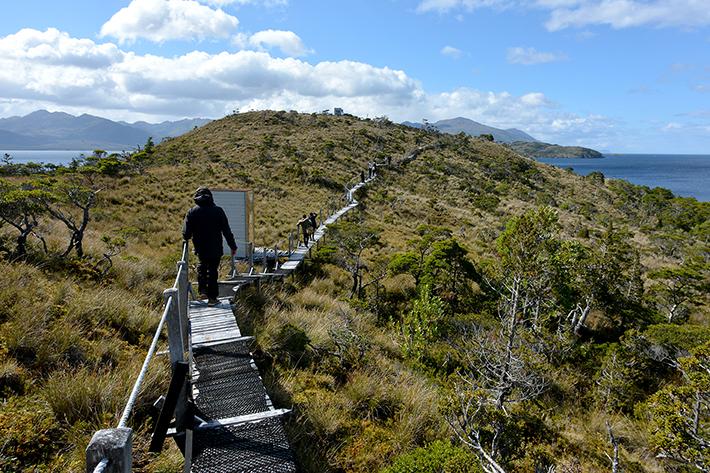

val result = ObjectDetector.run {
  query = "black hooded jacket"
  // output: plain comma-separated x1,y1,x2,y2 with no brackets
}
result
182,188,237,259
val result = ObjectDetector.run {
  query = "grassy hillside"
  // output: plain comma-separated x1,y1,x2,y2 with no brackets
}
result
0,111,707,472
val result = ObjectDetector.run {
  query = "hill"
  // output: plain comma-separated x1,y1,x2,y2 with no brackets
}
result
0,111,707,473
508,140,603,158
0,110,211,150
403,116,538,143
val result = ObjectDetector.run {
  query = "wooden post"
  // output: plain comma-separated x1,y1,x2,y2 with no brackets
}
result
149,361,188,452
162,288,185,367
288,232,293,256
86,428,132,473
248,242,254,273
176,261,188,349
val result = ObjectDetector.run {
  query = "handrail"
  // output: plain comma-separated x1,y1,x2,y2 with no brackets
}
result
88,241,189,472
118,295,173,428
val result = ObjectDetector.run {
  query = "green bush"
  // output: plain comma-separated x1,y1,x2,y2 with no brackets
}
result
381,440,482,473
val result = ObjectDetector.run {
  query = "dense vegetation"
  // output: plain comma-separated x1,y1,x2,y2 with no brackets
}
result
0,111,707,472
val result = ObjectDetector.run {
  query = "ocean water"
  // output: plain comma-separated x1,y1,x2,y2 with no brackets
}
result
537,154,710,202
1,150,120,165
4,150,709,202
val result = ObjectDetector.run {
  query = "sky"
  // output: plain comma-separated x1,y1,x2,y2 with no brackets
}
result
1,0,710,153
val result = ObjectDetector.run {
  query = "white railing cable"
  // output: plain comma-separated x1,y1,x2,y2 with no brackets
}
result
92,458,108,473
117,241,188,428
118,295,174,428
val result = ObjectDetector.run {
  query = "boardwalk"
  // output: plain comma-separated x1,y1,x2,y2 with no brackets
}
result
86,175,378,473
185,177,373,472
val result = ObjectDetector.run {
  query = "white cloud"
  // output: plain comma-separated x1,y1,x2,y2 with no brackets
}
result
507,46,566,65
0,28,123,68
544,0,710,31
417,0,512,13
663,122,683,131
199,0,286,6
417,0,710,30
100,0,239,44
248,30,311,56
0,28,618,149
441,45,463,58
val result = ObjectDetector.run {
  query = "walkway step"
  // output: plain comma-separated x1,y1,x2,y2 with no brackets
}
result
191,418,295,473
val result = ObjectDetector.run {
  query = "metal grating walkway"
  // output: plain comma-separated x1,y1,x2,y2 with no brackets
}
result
189,300,296,473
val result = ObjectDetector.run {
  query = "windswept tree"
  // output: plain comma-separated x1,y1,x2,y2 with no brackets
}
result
325,219,379,298
649,262,708,323
388,224,451,286
34,174,100,258
448,207,556,472
647,341,709,472
0,182,51,256
389,225,478,310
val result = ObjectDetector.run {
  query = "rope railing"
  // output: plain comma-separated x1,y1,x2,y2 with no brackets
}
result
92,458,108,473
87,241,190,473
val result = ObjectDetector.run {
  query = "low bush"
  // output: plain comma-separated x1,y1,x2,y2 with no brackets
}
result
380,440,482,473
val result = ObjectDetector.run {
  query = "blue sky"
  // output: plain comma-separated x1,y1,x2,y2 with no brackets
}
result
1,0,709,153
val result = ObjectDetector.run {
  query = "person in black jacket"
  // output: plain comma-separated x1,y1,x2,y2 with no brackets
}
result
182,187,237,305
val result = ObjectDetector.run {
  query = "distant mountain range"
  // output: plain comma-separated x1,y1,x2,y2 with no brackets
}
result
402,116,602,158
402,117,538,144
0,110,211,150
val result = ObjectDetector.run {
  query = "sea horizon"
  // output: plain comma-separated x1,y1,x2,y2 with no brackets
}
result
3,149,709,202
538,153,710,202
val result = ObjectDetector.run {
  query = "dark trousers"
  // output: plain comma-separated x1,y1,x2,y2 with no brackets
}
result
197,255,221,299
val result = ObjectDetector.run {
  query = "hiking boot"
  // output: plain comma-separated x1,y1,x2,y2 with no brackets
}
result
198,293,208,300
207,298,220,307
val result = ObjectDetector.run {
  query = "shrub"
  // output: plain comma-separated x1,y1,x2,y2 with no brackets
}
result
272,323,311,366
381,440,482,473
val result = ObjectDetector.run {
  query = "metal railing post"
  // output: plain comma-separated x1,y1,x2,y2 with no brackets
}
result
274,245,279,270
248,242,254,273
288,232,293,256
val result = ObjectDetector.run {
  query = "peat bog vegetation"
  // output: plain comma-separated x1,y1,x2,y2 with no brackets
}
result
0,111,708,472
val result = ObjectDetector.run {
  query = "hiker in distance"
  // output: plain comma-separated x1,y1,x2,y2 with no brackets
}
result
182,187,237,306
297,214,310,247
308,212,318,241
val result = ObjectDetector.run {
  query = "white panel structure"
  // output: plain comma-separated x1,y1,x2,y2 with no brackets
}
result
211,190,253,259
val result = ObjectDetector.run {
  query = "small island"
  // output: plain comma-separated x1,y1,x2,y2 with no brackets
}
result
508,140,603,159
